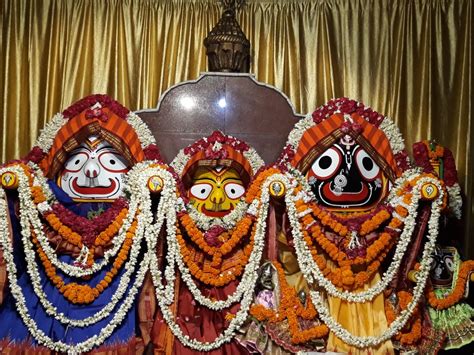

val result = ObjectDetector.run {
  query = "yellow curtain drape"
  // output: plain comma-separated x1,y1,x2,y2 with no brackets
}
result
0,0,472,256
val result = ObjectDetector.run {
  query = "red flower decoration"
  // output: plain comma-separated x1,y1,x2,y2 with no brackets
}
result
50,197,129,247
340,121,363,135
183,131,250,158
62,94,129,120
204,145,229,160
85,106,109,122
203,225,226,247
23,146,46,164
143,144,163,162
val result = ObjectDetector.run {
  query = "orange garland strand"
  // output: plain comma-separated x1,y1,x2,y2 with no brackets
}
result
30,219,137,304
296,199,404,274
385,291,422,345
175,222,256,287
179,214,253,256
249,261,329,344
426,260,474,310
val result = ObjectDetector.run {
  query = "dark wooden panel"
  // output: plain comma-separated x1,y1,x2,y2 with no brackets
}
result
136,73,303,165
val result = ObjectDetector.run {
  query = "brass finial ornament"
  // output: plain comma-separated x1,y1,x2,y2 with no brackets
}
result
204,0,250,73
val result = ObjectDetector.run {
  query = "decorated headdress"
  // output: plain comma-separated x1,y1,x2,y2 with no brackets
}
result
413,140,462,218
171,130,264,187
24,94,162,178
279,97,411,181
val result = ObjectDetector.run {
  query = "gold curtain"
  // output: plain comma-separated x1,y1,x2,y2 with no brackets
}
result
1,0,472,256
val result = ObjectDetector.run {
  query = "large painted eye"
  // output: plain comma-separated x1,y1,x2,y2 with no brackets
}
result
224,183,245,199
98,152,129,172
190,183,213,200
64,152,88,172
355,149,380,181
310,147,342,179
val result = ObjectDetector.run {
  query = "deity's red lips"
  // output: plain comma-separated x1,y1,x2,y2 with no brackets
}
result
322,182,369,202
71,177,117,195
200,205,234,217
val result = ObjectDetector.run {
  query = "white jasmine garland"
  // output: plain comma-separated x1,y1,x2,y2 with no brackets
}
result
308,184,443,348
34,113,67,152
148,174,282,350
170,150,188,177
287,114,315,149
247,199,259,217
288,174,444,303
186,200,249,230
126,112,156,148
446,183,462,219
0,183,154,352
243,149,265,173
138,164,180,306
378,117,405,155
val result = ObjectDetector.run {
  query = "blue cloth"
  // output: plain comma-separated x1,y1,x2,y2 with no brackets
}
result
0,181,138,348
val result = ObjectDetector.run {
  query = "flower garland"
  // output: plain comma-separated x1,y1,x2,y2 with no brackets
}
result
47,197,129,247
250,261,329,344
300,227,396,290
284,171,436,303
41,206,129,263
0,163,157,352
30,218,137,304
296,176,445,347
413,140,462,219
385,291,422,345
178,213,254,257
295,201,403,291
149,174,285,350
297,200,400,267
23,163,140,277
185,201,250,231
426,260,474,310
175,222,255,287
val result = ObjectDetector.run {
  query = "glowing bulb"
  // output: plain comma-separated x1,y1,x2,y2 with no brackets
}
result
218,97,227,108
180,96,196,110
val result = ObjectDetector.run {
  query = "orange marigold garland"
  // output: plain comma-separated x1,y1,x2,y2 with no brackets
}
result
244,167,282,204
176,220,256,287
296,199,403,272
30,219,138,304
426,260,474,310
385,291,422,345
249,261,329,344
179,213,254,256
42,207,129,265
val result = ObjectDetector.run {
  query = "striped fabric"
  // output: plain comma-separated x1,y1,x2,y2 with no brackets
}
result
292,113,345,166
352,113,398,176
291,113,400,180
40,108,145,178
181,145,253,186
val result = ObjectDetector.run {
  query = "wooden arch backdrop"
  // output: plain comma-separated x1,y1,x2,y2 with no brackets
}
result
137,73,302,164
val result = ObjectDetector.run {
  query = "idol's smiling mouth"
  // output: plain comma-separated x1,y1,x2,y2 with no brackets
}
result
318,181,375,208
200,205,234,217
71,177,117,195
